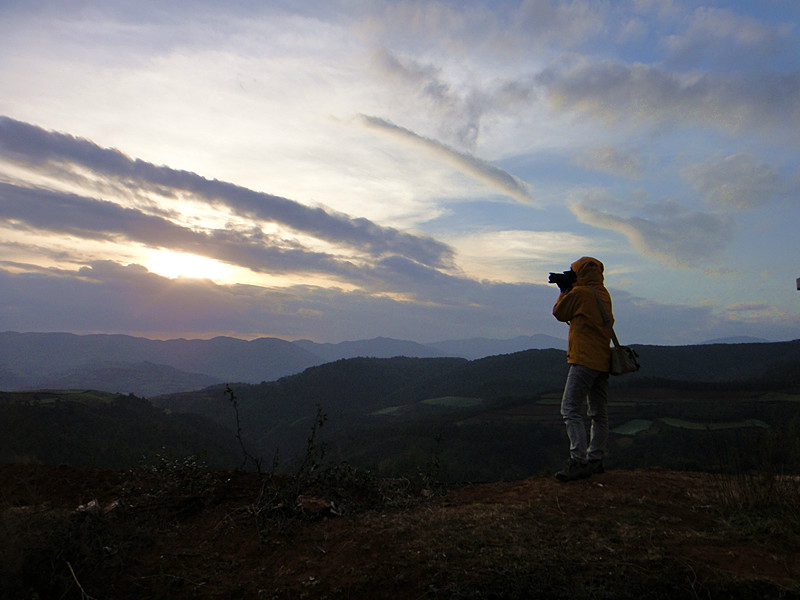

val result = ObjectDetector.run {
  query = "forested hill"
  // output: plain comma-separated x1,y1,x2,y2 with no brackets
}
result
149,340,800,476
155,339,800,423
3,340,799,476
152,350,570,431
620,340,800,385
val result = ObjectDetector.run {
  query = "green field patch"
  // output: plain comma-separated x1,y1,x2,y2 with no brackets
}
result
613,417,771,435
612,419,653,435
421,396,483,408
373,398,482,415
660,417,770,431
372,405,408,415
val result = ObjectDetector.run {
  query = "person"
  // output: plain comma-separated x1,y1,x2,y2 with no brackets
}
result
552,256,613,482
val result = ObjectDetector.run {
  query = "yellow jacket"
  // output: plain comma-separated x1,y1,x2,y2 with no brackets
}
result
552,257,613,372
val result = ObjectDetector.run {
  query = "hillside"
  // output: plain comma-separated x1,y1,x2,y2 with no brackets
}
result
621,340,800,385
36,362,222,397
0,390,241,469
2,463,798,599
151,342,800,478
152,352,570,474
4,340,800,479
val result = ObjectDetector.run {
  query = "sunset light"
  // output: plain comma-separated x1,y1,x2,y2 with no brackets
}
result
145,250,233,282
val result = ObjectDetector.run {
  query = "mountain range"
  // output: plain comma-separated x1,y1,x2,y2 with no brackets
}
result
0,331,566,395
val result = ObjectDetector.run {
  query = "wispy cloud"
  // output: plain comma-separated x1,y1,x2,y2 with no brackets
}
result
539,59,800,137
359,114,536,205
372,49,536,150
516,0,610,48
575,146,643,179
682,154,787,210
0,182,370,281
374,49,484,149
664,7,797,69
569,189,734,267
0,116,456,274
445,229,599,283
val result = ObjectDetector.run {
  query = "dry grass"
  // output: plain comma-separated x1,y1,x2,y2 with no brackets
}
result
1,464,799,599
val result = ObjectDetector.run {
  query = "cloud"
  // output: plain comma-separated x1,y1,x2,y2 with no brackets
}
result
575,146,643,178
723,302,794,327
446,230,600,283
0,259,559,342
664,7,796,69
0,261,261,336
516,0,610,48
0,115,539,306
539,59,800,137
682,154,786,210
373,49,536,150
359,115,536,205
725,302,774,313
3,257,792,345
0,181,374,282
374,49,483,148
0,116,455,269
569,190,734,267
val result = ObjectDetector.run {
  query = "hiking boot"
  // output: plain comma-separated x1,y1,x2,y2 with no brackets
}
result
587,459,605,474
555,458,591,482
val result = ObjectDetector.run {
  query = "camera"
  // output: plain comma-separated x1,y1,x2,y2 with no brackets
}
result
548,269,577,293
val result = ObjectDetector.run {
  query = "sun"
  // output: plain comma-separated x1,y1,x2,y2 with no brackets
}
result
145,250,233,282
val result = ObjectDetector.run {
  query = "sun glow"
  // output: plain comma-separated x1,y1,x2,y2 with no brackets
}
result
145,250,233,282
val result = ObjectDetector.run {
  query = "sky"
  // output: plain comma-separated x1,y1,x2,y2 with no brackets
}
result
1,0,798,346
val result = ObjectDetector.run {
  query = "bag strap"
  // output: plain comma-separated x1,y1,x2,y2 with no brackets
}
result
589,286,621,348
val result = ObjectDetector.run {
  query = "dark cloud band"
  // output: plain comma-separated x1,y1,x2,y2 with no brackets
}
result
0,116,455,269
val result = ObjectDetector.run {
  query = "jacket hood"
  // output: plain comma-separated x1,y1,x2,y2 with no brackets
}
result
571,256,605,286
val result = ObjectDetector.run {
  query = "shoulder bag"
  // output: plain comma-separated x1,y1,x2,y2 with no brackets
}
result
589,287,640,376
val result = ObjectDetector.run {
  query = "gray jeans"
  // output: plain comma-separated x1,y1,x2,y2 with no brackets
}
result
560,364,609,462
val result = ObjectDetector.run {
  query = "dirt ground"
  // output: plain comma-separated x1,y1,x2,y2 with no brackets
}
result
1,463,798,599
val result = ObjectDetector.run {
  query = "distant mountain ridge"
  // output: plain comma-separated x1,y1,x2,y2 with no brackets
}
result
700,336,771,344
0,331,566,395
3,330,790,397
293,336,449,362
427,334,566,359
